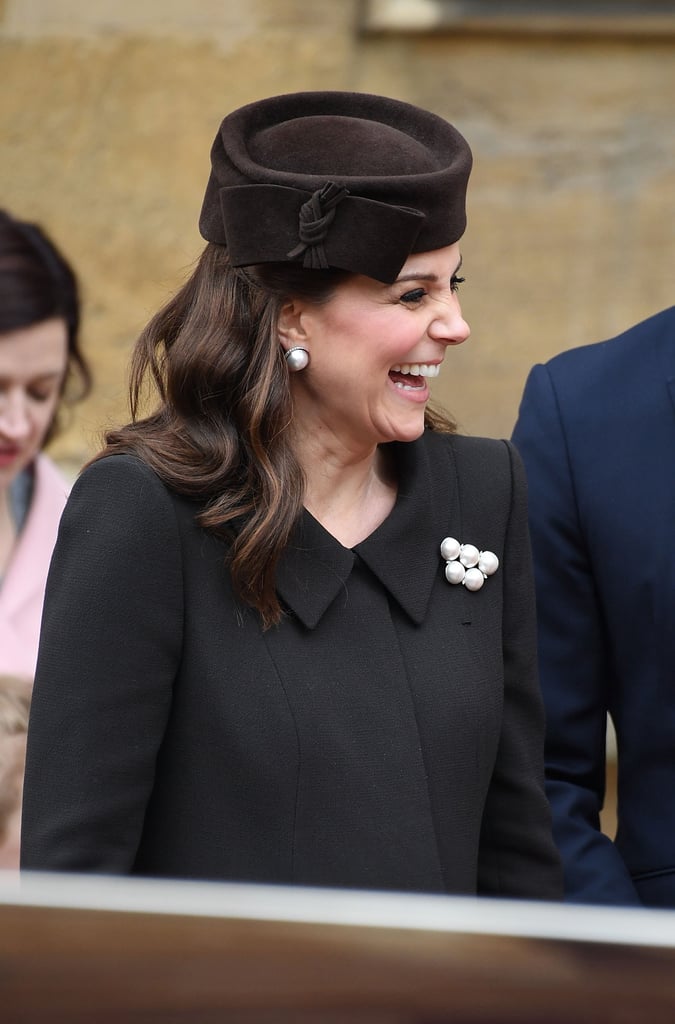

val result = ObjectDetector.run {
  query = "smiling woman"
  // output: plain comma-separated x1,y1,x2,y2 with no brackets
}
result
21,91,562,901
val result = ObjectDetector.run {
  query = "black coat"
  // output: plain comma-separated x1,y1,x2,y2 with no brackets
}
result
21,429,561,898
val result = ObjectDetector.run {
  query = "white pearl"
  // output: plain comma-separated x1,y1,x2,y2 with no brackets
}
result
285,347,309,372
463,567,485,591
478,550,499,576
445,560,465,584
459,543,480,568
440,536,461,561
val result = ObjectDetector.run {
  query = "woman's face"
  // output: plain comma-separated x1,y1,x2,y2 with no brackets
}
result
0,318,68,490
282,243,470,454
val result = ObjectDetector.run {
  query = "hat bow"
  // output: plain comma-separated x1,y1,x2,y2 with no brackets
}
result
287,182,349,270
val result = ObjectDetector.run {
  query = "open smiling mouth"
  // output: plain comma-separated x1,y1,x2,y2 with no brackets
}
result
388,363,440,390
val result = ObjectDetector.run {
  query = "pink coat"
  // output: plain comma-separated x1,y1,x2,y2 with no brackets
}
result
0,454,70,680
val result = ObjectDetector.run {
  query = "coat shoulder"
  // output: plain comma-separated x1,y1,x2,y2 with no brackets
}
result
425,428,512,462
425,430,517,487
422,430,521,529
543,305,675,393
74,453,200,521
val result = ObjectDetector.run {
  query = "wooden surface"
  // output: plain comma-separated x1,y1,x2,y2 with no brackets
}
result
1,872,674,1023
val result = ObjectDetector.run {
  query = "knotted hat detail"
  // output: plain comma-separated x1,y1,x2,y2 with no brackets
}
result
286,182,349,270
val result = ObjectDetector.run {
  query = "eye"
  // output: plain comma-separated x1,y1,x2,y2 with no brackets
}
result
451,274,466,293
28,387,57,403
399,287,426,305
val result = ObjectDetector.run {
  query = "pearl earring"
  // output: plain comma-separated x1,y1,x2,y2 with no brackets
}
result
284,347,310,372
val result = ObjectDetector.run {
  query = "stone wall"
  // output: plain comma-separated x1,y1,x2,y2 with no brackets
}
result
2,0,674,475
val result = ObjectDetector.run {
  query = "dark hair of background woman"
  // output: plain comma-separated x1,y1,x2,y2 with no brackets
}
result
99,243,457,628
0,209,92,444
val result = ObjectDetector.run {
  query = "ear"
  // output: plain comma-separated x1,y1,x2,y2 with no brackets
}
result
278,299,309,353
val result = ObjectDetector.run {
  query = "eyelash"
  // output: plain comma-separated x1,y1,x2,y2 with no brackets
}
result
400,288,426,304
400,275,466,305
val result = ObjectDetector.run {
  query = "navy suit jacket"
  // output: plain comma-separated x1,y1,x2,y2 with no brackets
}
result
512,305,675,907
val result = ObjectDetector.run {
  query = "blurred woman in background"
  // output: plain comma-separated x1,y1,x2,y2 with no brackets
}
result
0,209,92,678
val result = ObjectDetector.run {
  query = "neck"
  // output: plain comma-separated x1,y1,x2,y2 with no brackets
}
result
297,437,397,548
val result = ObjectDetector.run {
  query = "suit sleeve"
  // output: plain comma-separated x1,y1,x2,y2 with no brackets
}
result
512,365,640,904
477,440,563,900
21,455,184,874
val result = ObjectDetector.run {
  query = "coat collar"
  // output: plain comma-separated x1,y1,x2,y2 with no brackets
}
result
276,432,460,629
0,455,68,616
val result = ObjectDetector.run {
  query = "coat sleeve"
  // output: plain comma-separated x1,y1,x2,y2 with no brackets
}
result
21,454,184,874
476,439,563,900
512,365,640,904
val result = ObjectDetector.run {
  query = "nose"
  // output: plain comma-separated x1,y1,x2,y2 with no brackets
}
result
428,295,470,347
0,389,32,441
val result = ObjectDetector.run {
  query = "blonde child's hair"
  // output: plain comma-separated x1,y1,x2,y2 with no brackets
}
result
0,675,31,843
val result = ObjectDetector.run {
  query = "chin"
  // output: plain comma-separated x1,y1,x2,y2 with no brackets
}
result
387,420,426,445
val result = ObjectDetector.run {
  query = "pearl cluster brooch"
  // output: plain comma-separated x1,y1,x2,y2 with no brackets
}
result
440,537,499,592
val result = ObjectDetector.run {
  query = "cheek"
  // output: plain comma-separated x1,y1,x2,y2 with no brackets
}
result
32,399,60,444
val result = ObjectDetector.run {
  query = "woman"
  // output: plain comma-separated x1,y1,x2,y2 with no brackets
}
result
21,91,561,898
0,210,91,679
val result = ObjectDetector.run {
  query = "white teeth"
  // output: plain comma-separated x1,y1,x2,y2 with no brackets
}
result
391,363,440,377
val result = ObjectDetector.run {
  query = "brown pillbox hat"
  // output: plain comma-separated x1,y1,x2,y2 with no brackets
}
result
199,90,472,284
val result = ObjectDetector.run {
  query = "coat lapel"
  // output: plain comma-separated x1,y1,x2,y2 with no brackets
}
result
355,434,461,625
0,455,68,620
275,512,355,629
276,433,462,629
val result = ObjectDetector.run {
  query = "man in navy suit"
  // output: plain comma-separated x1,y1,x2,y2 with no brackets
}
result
512,306,675,907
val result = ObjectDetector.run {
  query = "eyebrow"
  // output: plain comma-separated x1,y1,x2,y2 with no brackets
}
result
394,255,463,284
0,371,64,386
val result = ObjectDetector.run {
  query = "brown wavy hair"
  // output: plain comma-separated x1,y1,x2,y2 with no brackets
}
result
97,243,456,627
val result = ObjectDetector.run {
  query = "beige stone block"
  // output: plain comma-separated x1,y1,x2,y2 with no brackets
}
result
0,7,672,468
